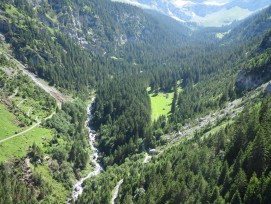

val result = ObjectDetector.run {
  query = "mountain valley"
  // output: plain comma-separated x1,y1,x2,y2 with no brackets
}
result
112,0,271,26
0,0,271,203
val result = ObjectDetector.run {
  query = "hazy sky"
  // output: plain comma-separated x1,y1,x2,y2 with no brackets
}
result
172,0,230,6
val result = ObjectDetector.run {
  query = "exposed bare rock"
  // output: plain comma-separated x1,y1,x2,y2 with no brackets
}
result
235,65,271,94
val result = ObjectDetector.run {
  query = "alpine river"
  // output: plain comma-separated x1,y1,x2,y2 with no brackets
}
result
70,99,103,202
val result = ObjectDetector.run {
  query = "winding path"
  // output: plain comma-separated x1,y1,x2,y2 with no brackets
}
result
17,99,26,107
0,112,55,143
111,179,124,204
8,88,18,99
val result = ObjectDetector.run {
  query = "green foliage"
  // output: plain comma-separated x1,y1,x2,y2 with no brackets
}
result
0,67,56,126
0,126,53,162
29,142,43,163
1,1,271,204
0,161,40,204
79,95,271,204
92,77,151,166
0,0,193,96
46,100,89,170
148,86,181,121
235,29,271,94
0,103,22,139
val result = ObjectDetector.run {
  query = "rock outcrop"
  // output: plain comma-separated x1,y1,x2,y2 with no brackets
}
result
235,64,271,94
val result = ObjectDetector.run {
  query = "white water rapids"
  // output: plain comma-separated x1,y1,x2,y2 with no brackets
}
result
70,100,103,202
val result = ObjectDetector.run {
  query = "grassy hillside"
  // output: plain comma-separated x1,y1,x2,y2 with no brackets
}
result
0,102,53,162
0,103,22,139
0,40,91,203
0,44,56,161
0,126,53,162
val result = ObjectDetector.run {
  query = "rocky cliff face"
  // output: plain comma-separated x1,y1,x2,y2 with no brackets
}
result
234,16,271,94
235,66,271,94
1,0,158,55
235,48,271,93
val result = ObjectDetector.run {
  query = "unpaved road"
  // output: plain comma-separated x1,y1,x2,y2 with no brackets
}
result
111,179,124,204
0,112,55,143
8,88,18,99
17,99,26,107
170,98,243,143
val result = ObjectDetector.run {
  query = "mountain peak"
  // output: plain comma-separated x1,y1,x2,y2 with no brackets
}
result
112,0,271,26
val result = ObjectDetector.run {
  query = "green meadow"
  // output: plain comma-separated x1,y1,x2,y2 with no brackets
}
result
0,103,53,162
0,127,52,162
148,86,182,121
149,91,174,121
0,103,22,140
0,126,53,162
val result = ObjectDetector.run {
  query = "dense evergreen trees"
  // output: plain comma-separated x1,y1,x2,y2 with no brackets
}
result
46,100,89,171
1,0,271,203
79,95,271,204
92,77,151,166
0,99,91,203
0,0,195,96
0,162,39,204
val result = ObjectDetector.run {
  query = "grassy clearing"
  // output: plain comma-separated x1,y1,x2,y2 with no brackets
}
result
149,91,174,121
0,103,22,140
0,126,53,162
0,95,53,141
148,86,182,121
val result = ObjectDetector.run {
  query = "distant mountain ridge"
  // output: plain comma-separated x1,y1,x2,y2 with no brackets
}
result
112,0,271,26
223,5,271,42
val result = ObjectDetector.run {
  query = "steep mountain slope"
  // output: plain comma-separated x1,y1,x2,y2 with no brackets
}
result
1,0,271,203
0,38,94,203
78,93,271,204
224,4,271,42
87,4,271,170
224,5,271,94
77,6,271,204
112,0,271,26
0,1,210,202
0,0,195,94
2,0,191,54
235,29,271,94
